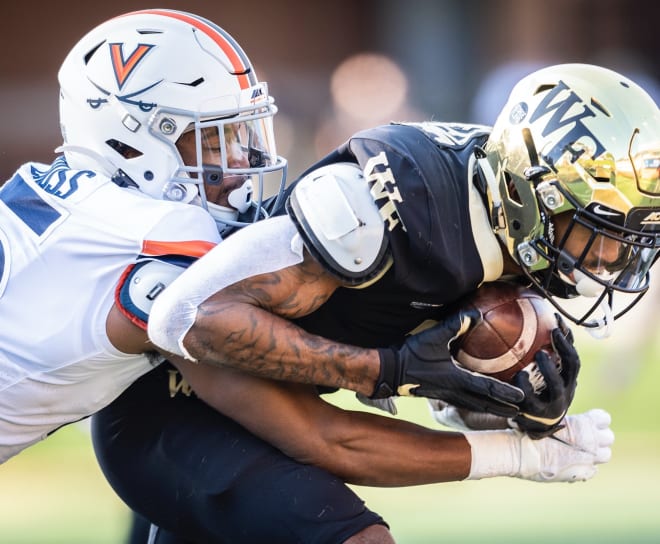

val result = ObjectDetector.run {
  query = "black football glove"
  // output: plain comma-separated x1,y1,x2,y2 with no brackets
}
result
372,309,524,418
513,314,580,438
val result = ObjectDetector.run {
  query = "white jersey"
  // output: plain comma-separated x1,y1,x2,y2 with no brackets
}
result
0,157,220,463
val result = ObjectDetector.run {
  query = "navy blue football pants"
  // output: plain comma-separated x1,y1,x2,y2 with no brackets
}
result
91,362,386,544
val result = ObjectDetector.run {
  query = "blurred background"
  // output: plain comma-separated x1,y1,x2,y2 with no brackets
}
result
1,0,659,542
2,0,659,182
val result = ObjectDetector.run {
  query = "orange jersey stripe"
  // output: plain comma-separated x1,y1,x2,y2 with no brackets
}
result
141,239,216,258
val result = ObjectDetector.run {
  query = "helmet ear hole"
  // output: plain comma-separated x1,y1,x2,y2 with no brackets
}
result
106,139,142,159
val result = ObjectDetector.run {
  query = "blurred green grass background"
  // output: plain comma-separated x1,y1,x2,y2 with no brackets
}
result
2,327,660,543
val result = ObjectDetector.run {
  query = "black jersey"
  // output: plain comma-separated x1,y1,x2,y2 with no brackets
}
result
292,122,495,348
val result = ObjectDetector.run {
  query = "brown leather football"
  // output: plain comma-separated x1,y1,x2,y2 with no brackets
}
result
452,281,558,383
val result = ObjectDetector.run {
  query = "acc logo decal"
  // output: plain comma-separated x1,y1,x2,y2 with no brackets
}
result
641,211,660,224
109,43,155,90
625,208,660,232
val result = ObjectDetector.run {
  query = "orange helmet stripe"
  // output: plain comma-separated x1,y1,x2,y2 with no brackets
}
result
119,9,253,90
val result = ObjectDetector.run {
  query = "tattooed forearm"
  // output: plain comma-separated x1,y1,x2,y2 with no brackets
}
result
191,301,378,394
185,259,380,396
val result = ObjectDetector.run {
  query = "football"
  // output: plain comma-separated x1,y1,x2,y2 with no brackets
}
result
452,281,558,383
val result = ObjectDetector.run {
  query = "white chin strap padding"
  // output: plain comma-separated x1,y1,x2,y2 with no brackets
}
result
227,178,253,213
559,269,613,337
573,270,603,297
586,301,613,339
572,271,613,338
207,202,239,225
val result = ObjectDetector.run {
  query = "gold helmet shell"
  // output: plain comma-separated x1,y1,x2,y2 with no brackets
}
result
482,63,660,326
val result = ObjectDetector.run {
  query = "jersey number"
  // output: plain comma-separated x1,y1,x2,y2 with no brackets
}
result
0,174,68,299
0,174,63,236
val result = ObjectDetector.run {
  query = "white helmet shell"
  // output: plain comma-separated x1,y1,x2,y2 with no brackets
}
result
58,9,286,229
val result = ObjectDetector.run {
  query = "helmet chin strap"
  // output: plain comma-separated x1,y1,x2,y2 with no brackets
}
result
206,178,254,234
573,270,616,338
584,299,613,339
573,270,601,297
475,152,507,235
207,202,239,224
227,178,253,213
562,269,613,338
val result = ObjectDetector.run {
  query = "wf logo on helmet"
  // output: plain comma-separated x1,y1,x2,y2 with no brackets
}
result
515,80,607,169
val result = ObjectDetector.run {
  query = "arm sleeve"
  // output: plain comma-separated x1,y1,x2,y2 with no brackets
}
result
148,214,304,359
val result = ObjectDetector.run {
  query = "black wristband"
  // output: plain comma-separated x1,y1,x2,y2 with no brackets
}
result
371,348,399,398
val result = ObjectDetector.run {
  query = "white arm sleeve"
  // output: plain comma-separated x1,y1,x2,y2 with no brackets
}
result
148,215,304,360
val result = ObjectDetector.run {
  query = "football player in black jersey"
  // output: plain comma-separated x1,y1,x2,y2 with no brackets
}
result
93,63,658,543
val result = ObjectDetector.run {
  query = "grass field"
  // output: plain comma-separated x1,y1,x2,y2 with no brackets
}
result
2,330,660,543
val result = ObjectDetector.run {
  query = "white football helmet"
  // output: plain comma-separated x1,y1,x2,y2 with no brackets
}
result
57,9,287,233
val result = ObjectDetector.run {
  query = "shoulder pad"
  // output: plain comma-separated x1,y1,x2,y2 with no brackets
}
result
116,259,186,329
286,162,389,286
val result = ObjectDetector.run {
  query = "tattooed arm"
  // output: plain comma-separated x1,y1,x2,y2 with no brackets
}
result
147,215,382,396
149,215,523,411
185,250,382,396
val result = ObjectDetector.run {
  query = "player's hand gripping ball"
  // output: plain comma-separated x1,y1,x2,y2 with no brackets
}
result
451,281,560,390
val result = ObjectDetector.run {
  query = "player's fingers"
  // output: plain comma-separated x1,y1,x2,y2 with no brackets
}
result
554,313,574,343
455,366,524,405
563,464,597,482
587,408,612,429
446,389,520,418
551,328,580,385
447,308,482,343
595,444,613,464
534,349,563,392
511,372,544,415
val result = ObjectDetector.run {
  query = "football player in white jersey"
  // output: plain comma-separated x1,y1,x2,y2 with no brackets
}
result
0,8,288,464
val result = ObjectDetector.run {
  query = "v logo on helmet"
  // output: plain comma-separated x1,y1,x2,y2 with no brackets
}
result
109,43,155,90
529,80,606,168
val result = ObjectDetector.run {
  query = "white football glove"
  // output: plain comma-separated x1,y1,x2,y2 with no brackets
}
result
518,408,614,482
428,399,509,431
465,408,614,483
